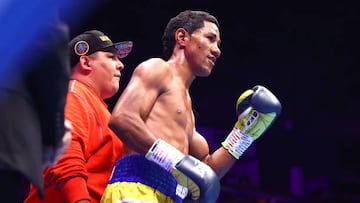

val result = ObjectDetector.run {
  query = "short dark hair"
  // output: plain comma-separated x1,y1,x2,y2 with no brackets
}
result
162,10,220,60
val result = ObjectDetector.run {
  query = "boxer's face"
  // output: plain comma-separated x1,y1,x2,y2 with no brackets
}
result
186,21,221,77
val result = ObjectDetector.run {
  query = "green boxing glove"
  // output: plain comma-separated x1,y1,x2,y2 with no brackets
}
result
222,85,282,159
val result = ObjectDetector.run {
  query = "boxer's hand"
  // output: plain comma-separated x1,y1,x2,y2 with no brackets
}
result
42,119,72,169
146,139,220,202
222,85,282,159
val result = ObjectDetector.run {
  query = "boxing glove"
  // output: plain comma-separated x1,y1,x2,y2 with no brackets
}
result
222,85,282,159
146,139,220,203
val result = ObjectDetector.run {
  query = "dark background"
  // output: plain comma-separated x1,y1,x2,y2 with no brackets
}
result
63,0,360,129
61,1,360,202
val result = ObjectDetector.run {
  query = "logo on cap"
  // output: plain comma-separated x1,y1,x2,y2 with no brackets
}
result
74,41,89,56
99,35,111,42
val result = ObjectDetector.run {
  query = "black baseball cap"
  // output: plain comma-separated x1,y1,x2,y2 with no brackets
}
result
69,30,133,67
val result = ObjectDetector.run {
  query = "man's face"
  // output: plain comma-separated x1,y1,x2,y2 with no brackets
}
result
90,50,124,99
185,21,221,77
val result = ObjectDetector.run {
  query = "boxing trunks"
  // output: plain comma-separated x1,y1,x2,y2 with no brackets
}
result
101,154,187,203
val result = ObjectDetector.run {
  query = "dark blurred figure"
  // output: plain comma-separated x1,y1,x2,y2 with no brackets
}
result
0,4,71,202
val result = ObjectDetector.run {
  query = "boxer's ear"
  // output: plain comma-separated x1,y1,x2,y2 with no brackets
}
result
175,28,188,48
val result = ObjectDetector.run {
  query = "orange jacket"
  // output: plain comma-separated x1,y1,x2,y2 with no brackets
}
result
25,80,123,203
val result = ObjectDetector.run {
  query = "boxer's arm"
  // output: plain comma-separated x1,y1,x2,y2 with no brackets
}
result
189,130,235,179
109,59,170,154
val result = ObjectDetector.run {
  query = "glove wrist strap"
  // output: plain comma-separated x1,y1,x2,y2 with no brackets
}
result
222,128,254,159
146,139,185,171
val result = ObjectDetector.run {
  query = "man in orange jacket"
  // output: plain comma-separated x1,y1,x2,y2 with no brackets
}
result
24,30,133,203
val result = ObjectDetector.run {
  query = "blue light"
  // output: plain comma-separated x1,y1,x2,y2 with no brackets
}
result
0,0,99,85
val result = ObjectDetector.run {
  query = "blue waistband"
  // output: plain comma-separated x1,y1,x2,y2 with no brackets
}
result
109,154,182,203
